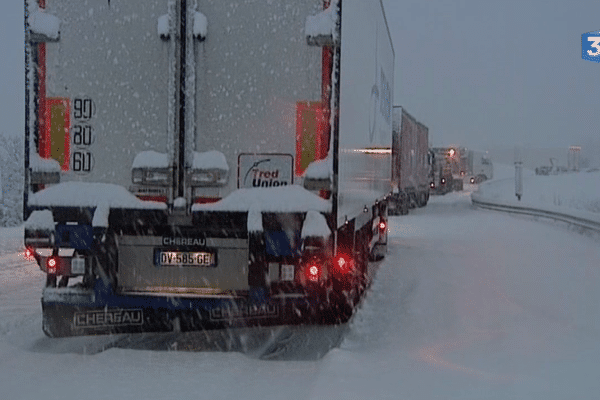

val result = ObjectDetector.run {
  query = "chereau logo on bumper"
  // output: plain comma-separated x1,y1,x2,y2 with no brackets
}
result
210,303,279,321
74,309,143,328
238,154,293,188
582,30,600,63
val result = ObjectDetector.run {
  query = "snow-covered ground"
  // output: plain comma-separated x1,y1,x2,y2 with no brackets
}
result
474,163,600,220
2,168,600,399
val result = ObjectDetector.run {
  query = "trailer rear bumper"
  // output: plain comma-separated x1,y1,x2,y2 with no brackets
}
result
41,284,351,337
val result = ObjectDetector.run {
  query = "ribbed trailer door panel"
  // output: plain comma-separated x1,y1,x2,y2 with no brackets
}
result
191,1,323,200
30,0,173,189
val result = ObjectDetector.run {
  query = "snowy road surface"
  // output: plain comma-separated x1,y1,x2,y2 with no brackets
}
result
2,189,600,399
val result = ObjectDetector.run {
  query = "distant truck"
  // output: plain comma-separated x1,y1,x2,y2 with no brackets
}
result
430,147,459,194
24,0,394,337
466,150,493,183
388,106,430,215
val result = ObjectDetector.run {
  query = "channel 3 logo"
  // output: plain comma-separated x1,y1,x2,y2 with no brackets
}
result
582,30,600,63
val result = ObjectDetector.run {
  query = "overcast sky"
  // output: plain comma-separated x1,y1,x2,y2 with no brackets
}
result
382,0,600,150
2,0,599,151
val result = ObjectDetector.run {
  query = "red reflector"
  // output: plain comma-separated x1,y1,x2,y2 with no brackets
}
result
136,195,168,202
23,247,35,261
318,189,331,200
194,197,221,204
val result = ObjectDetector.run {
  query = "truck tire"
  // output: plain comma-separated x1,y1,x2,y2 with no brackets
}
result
400,200,409,215
416,192,427,208
387,196,400,216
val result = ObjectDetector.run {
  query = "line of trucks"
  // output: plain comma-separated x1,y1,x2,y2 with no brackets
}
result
430,146,494,195
23,0,491,337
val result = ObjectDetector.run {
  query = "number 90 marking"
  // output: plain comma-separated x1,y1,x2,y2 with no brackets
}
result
73,98,95,120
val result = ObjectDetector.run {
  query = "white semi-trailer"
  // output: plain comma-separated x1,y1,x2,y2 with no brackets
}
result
388,106,430,215
467,150,493,184
24,0,394,336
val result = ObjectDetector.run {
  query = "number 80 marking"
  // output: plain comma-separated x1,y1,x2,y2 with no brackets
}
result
72,125,94,146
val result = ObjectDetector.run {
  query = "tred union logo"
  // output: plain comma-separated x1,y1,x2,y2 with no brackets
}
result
582,30,600,63
238,154,293,188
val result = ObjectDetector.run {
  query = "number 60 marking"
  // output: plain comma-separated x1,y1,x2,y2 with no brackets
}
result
72,151,94,174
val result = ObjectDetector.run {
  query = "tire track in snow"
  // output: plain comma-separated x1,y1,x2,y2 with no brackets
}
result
0,228,45,339
416,328,520,383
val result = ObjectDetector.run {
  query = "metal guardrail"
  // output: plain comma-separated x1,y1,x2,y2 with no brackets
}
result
471,196,600,234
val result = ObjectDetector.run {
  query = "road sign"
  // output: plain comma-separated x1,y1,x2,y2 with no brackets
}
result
582,30,600,63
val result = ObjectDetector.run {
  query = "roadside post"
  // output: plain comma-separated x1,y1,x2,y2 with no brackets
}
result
515,146,523,201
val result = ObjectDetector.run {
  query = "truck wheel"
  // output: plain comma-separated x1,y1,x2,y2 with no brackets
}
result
388,197,399,216
371,231,387,261
355,229,370,292
409,194,417,209
415,192,423,208
401,202,409,215
320,291,354,325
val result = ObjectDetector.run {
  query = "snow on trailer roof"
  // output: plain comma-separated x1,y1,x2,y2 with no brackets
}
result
132,151,170,169
132,150,229,171
301,210,331,238
305,0,339,39
192,185,331,214
28,5,60,41
23,209,55,232
29,182,167,210
303,158,333,180
192,150,229,171
29,153,61,173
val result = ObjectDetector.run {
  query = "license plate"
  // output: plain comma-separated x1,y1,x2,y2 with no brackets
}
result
156,250,216,267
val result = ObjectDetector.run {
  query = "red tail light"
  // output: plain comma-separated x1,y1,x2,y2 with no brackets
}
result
379,221,386,231
333,253,353,275
47,257,58,274
304,262,322,282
